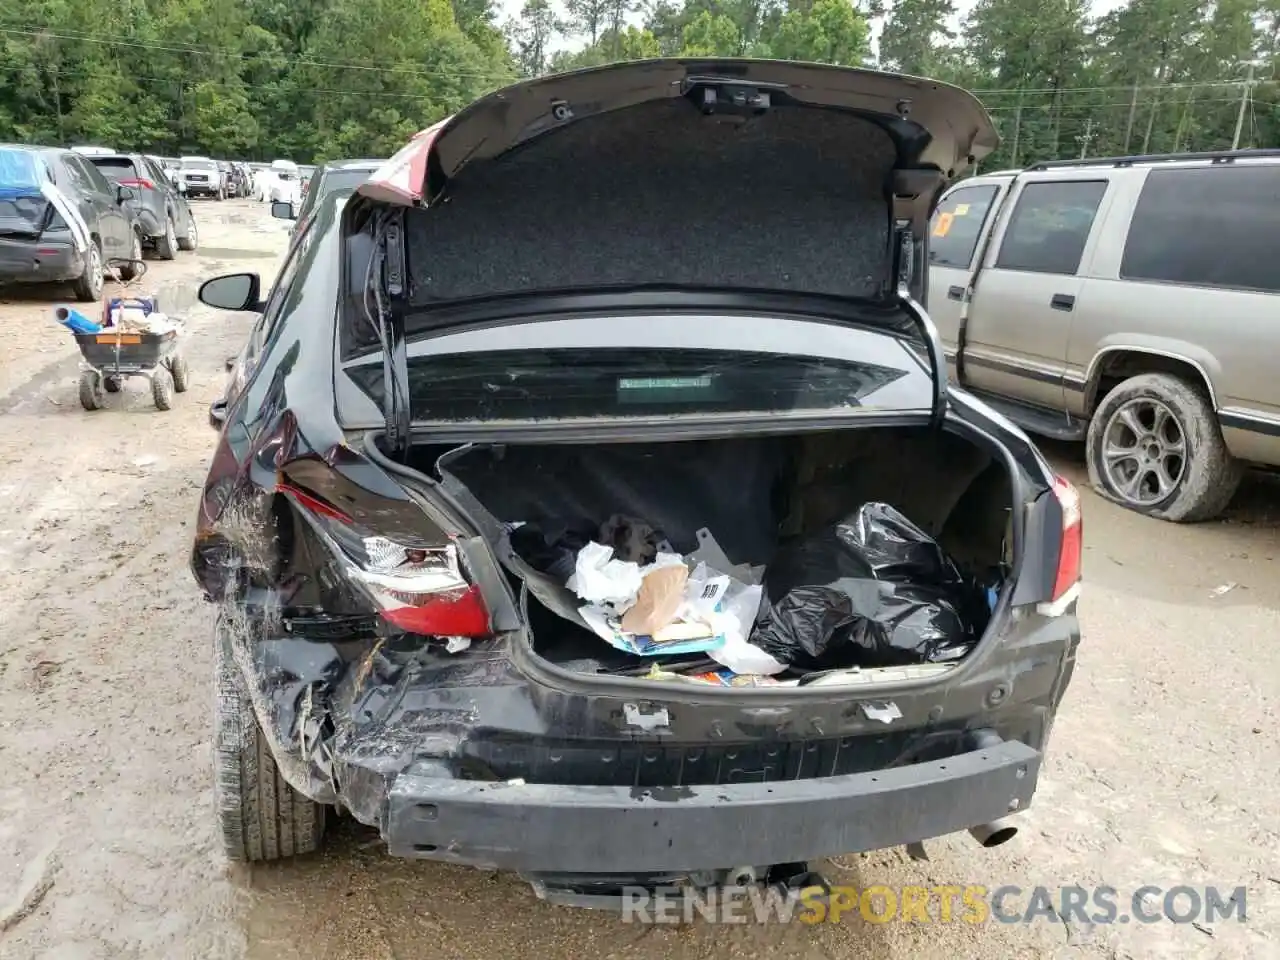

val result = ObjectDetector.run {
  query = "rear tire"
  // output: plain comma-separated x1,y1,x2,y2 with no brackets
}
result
78,371,104,410
178,213,198,252
1086,372,1241,522
72,240,104,302
156,216,178,260
169,354,190,393
118,232,144,280
151,367,174,410
214,620,326,862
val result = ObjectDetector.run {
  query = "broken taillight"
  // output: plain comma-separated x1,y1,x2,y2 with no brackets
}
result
278,480,492,638
1050,475,1082,603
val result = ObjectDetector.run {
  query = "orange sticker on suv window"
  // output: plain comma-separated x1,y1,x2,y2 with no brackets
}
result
933,212,955,238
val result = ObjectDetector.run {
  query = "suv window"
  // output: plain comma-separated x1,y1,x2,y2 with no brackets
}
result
89,158,139,183
69,155,113,195
1121,165,1280,294
994,180,1108,275
58,155,94,194
930,184,1000,268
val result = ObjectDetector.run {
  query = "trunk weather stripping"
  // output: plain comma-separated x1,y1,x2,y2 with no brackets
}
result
369,209,412,461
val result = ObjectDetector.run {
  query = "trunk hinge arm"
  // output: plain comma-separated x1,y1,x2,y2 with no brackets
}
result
893,227,948,429
377,209,412,461
891,168,950,428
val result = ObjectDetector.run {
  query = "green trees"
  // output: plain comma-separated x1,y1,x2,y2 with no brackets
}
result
0,0,1273,162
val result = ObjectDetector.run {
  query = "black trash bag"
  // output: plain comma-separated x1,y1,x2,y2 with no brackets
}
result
748,502,989,671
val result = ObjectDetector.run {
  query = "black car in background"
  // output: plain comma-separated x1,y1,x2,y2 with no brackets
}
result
0,143,140,301
271,158,383,239
87,153,198,259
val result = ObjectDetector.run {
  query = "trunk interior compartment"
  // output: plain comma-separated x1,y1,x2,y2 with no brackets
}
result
421,426,1014,687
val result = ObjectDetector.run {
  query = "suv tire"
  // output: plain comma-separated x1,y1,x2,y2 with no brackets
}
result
1087,372,1241,522
72,239,103,302
178,213,198,252
214,620,326,862
156,216,178,260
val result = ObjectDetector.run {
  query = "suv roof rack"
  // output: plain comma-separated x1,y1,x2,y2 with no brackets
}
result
1025,148,1280,172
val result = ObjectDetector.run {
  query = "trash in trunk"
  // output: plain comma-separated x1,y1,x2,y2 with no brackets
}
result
567,541,646,609
747,502,989,671
564,532,771,661
621,562,689,635
641,663,790,687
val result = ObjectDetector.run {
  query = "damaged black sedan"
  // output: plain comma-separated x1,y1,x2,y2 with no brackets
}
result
192,59,1082,905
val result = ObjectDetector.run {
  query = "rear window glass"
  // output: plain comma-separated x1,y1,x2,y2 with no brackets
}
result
0,149,47,192
1121,165,1280,293
995,180,1107,275
930,184,1000,268
345,347,918,422
89,158,138,181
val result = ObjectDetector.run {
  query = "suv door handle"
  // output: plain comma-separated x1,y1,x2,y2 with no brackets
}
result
947,285,966,301
1050,293,1076,311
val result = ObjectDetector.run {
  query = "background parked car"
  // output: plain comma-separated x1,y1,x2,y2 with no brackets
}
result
85,152,198,258
271,157,383,238
928,149,1280,522
267,159,301,204
0,144,140,300
178,156,224,200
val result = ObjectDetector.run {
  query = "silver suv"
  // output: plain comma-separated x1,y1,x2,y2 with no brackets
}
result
928,149,1280,522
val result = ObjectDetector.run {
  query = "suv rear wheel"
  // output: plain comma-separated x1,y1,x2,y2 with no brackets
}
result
214,620,326,861
156,216,178,260
72,239,103,302
1087,372,1241,522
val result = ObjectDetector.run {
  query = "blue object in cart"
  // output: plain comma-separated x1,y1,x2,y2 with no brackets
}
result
105,295,157,318
55,305,102,334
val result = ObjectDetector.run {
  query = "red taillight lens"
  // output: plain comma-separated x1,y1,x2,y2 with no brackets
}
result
118,177,154,190
1051,475,1082,602
279,481,492,638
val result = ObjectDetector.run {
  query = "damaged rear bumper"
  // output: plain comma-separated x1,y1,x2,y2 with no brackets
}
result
385,740,1039,873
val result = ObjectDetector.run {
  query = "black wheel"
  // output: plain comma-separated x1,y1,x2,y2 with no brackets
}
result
214,620,326,861
169,354,190,393
152,366,174,410
78,371,105,410
178,212,198,252
155,216,178,260
1087,372,1242,522
72,240,104,302
118,232,145,280
103,375,121,393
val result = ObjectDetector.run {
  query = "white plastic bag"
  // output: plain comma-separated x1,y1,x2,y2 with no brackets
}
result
566,541,644,611
685,562,786,676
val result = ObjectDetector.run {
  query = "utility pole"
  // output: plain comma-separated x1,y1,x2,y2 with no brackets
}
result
1231,61,1256,150
1077,118,1096,159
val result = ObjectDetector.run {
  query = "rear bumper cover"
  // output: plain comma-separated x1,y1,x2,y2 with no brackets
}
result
385,740,1039,872
0,239,82,283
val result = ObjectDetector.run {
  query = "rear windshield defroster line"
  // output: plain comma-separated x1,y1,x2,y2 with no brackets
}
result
344,347,913,422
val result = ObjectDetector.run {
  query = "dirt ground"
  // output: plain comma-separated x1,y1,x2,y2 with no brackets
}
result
0,199,1276,960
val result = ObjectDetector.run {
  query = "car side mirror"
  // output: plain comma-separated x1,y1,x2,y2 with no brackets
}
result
271,200,296,221
199,272,263,312
116,185,136,203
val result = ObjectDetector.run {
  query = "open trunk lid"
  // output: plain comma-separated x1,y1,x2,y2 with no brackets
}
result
342,59,999,449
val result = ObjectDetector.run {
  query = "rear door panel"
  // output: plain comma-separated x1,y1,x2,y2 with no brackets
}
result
926,180,1007,381
962,177,1111,412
